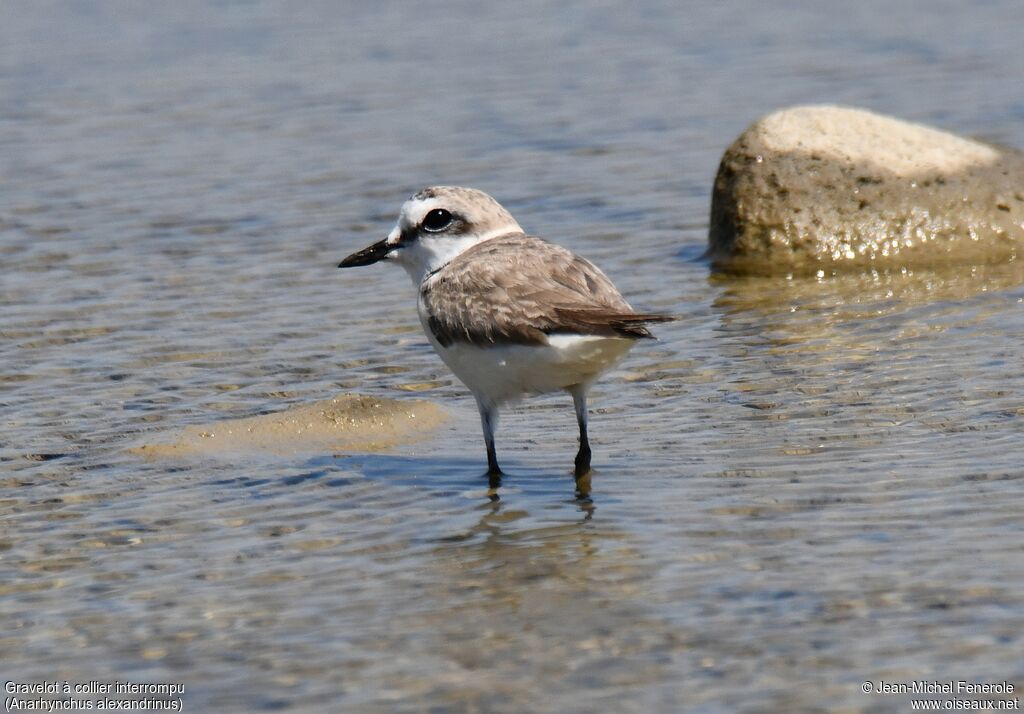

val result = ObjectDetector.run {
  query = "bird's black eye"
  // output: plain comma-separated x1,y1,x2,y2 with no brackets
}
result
421,208,453,233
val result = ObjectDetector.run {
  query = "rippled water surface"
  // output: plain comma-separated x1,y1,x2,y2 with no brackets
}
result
4,2,1024,711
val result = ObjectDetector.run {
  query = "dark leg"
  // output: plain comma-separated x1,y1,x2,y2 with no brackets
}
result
476,397,502,476
569,385,591,478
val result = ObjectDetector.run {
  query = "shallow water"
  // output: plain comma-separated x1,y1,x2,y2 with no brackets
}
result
3,2,1024,711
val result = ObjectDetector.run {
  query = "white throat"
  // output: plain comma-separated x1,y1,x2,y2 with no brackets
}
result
390,226,521,285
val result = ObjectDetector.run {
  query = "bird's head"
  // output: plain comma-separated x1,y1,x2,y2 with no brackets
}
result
339,186,523,283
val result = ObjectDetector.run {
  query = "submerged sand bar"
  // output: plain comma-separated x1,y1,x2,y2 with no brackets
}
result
131,394,447,459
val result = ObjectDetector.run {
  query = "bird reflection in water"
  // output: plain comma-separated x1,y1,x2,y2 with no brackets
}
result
482,468,595,520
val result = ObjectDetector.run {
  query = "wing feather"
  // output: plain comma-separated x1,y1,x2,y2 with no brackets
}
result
420,234,673,347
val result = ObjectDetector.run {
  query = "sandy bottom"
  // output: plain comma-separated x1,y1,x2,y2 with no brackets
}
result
129,393,447,459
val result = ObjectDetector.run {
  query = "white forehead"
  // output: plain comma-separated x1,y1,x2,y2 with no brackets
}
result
398,196,444,228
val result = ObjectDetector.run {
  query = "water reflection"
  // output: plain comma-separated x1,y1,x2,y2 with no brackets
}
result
325,497,667,711
7,0,1024,707
314,453,598,509
711,261,1024,332
484,466,595,513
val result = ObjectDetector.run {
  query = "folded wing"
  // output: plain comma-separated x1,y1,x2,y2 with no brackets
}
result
421,234,675,348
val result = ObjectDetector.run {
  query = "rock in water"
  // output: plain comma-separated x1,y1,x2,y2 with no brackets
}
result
708,105,1024,274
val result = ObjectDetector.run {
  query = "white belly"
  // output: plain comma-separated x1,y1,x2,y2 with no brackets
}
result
425,329,635,406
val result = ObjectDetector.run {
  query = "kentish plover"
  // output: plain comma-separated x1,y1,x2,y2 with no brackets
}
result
339,186,673,480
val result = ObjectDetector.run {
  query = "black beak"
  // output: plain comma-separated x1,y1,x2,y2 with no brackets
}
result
338,239,393,268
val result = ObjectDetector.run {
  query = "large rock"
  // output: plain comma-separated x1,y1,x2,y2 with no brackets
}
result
708,105,1024,274
130,393,447,459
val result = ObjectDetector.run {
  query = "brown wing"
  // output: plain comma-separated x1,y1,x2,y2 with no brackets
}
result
421,233,674,348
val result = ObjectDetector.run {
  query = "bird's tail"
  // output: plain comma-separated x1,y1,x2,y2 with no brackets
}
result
553,308,677,339
609,312,676,339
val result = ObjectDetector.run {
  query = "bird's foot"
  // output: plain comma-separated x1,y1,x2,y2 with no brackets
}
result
485,466,503,490
573,469,592,500
574,449,591,480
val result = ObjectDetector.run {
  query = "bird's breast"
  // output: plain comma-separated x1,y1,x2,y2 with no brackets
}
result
416,300,634,406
